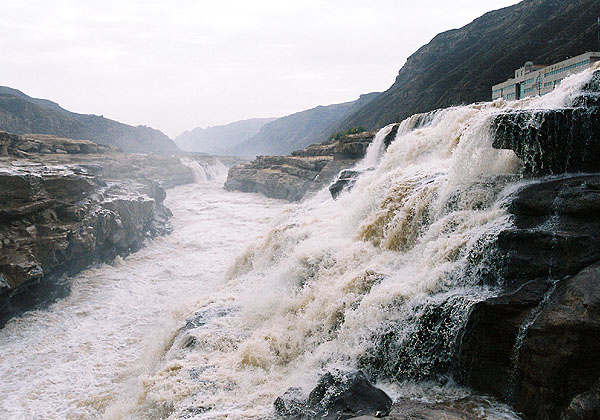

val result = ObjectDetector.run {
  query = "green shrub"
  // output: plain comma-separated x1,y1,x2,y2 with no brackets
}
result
328,126,366,141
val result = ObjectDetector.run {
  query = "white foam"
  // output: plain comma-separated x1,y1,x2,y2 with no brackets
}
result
1,67,595,420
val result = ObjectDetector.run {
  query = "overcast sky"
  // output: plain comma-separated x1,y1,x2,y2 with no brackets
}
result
1,0,520,137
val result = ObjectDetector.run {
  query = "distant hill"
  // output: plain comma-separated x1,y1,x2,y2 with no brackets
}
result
0,86,178,154
233,92,379,156
174,118,275,154
339,0,600,131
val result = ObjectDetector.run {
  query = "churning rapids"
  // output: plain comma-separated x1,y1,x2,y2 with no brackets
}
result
0,69,595,420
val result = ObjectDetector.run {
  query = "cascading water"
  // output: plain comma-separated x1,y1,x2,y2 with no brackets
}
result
0,67,596,420
128,70,594,420
181,157,229,182
359,110,442,170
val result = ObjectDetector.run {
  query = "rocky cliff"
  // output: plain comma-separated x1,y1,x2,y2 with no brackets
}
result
454,71,600,419
339,0,600,132
0,131,230,326
0,86,179,154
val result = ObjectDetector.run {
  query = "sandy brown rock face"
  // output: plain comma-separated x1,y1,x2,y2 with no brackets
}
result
0,164,172,326
224,155,332,201
224,130,385,201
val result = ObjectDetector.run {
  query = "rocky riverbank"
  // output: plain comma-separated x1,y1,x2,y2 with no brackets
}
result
0,131,237,326
224,128,398,201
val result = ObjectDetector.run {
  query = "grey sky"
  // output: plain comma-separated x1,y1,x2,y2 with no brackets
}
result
1,0,520,137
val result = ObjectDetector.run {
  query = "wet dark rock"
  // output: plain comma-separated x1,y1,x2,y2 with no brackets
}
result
181,306,234,332
561,381,600,420
346,397,488,420
329,170,362,199
458,174,600,420
274,387,305,418
274,371,392,420
497,176,600,288
492,70,600,175
492,108,600,175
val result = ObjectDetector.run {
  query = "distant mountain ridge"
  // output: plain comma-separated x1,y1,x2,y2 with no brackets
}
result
0,86,178,154
339,0,600,131
233,92,380,156
174,118,276,155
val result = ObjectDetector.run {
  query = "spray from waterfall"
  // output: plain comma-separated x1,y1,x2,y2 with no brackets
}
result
109,66,598,420
180,157,228,183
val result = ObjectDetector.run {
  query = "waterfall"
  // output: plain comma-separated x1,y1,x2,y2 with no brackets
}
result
130,68,598,420
358,123,395,169
180,157,228,182
2,66,597,420
359,110,442,170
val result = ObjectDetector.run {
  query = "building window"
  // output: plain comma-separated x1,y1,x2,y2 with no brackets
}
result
544,59,590,78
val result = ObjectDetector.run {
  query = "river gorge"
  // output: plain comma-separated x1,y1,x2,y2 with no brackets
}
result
1,67,600,420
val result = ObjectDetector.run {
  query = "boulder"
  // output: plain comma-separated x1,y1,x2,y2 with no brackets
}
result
274,371,392,419
329,169,363,199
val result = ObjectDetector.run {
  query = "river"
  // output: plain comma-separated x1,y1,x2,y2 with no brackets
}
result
0,177,284,420
1,68,595,420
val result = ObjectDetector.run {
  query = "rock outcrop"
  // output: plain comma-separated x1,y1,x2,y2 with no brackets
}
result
457,72,600,419
0,131,236,188
0,164,172,326
0,131,117,157
492,71,600,175
0,131,234,326
224,130,378,201
457,175,600,420
225,127,399,201
274,371,392,420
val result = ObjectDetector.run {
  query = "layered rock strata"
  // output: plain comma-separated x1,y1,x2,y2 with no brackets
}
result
457,72,600,419
492,71,600,175
0,164,172,326
224,128,398,201
1,131,236,188
458,175,600,420
0,131,233,326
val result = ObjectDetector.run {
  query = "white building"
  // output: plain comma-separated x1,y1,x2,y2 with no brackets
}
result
491,52,600,100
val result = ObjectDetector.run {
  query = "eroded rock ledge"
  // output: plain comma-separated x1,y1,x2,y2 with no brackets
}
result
0,164,172,326
457,71,600,420
224,128,398,201
0,131,234,326
458,175,600,420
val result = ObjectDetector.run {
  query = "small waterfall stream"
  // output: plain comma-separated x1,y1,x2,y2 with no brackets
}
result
180,157,229,182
